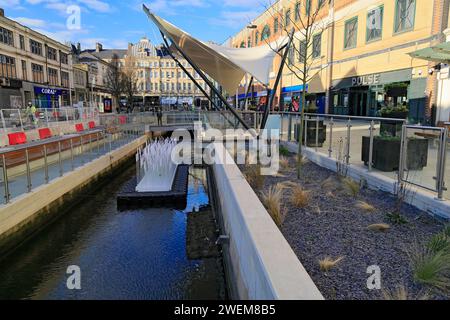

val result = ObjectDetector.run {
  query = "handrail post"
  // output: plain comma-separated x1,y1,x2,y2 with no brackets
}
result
368,120,375,172
398,125,407,187
436,127,448,200
97,132,100,155
44,145,49,184
0,110,6,133
315,116,319,152
70,138,74,171
58,141,63,177
18,109,24,131
345,120,352,165
80,136,84,164
328,118,334,158
2,154,10,204
25,149,32,192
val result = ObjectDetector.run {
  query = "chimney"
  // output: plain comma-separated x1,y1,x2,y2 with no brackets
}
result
0,8,5,17
95,42,103,52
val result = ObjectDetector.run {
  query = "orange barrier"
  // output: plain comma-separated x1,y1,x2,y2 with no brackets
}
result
75,123,85,132
38,128,53,140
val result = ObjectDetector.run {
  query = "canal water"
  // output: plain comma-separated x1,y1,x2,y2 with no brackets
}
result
0,165,226,300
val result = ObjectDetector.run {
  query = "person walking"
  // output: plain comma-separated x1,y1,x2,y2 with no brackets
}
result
157,107,163,126
26,102,38,127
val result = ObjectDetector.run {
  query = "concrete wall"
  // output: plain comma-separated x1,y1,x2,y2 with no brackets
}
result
211,143,323,300
0,135,147,258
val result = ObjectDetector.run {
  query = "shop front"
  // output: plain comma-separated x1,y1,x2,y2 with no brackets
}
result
330,69,426,121
281,85,308,112
33,86,69,109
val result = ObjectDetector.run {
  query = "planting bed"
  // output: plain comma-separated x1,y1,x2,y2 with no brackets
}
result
241,155,450,300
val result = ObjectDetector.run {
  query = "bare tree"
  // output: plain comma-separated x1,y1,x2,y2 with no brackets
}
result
263,0,331,178
122,53,138,113
105,53,123,112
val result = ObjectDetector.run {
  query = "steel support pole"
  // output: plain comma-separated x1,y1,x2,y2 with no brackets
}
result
368,120,375,171
2,154,9,204
44,145,49,184
25,149,32,192
328,118,334,158
345,120,352,165
436,128,448,200
243,77,254,110
58,141,63,177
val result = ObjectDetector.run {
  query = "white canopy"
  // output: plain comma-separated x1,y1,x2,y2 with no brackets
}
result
143,5,285,94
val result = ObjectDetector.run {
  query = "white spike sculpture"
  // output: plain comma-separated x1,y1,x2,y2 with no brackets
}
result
135,139,178,192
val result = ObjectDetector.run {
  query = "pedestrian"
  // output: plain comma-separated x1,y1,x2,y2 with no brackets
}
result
26,102,37,127
157,107,163,126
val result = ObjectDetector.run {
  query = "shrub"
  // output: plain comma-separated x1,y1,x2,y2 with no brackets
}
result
319,256,345,272
289,185,310,208
427,233,450,254
279,145,290,157
244,165,265,190
279,156,290,171
410,246,450,293
261,185,285,227
382,285,430,300
386,211,408,225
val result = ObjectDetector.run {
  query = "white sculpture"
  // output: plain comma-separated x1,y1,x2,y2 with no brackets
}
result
135,139,178,192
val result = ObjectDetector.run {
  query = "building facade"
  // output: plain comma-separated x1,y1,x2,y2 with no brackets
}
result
128,37,210,107
0,8,74,109
229,0,450,124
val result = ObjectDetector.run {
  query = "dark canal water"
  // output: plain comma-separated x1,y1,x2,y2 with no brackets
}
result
0,165,225,300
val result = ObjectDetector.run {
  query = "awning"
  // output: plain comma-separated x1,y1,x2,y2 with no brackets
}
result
408,42,450,64
143,5,285,94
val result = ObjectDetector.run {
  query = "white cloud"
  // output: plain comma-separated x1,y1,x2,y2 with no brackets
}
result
12,16,47,28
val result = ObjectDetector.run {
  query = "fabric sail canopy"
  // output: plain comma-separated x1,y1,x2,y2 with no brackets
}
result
143,5,285,94
408,42,450,64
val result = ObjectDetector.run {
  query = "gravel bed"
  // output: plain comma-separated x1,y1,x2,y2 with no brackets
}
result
243,155,449,300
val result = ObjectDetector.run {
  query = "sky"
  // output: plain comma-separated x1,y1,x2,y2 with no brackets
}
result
0,0,268,49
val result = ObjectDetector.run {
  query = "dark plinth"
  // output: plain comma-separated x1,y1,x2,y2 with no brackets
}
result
117,165,190,210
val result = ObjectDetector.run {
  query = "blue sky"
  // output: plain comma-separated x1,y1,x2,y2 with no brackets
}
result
0,0,267,49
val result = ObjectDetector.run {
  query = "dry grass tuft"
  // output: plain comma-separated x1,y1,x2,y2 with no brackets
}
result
279,156,290,170
244,165,265,190
356,201,376,212
289,185,310,208
261,185,285,227
342,177,360,198
319,256,345,272
367,223,391,232
321,176,338,190
382,285,430,300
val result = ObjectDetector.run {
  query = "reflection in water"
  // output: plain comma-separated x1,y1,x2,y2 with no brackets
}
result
0,166,225,300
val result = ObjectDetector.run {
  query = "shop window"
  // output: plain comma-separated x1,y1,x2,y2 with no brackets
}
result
367,5,383,42
394,0,415,34
312,33,322,58
0,27,14,47
344,17,358,50
0,54,16,79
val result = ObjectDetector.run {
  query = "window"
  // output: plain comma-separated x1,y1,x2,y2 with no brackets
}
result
318,0,325,9
48,67,58,85
313,33,322,58
240,41,245,48
19,35,25,50
306,0,311,16
261,25,271,41
183,83,186,91
60,52,69,64
274,18,279,34
247,37,252,48
21,60,27,81
0,54,16,78
61,71,69,88
295,2,300,21
255,31,259,45
394,0,415,33
285,9,291,28
298,40,306,63
0,27,14,46
32,63,44,83
30,39,43,56
188,83,192,91
366,6,383,42
288,46,294,65
47,46,58,61
344,17,358,49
